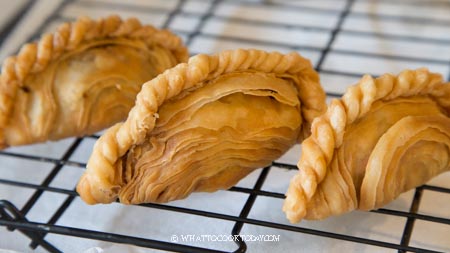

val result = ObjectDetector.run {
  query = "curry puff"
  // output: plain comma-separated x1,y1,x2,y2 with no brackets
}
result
77,49,326,205
0,15,188,149
284,68,450,223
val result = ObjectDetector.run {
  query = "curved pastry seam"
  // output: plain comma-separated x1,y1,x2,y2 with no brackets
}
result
284,68,450,223
79,49,326,204
0,15,189,148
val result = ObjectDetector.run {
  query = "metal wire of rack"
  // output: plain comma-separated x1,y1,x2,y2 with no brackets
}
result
0,0,449,252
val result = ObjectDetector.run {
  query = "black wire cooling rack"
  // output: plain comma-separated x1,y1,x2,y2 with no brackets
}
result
1,0,450,252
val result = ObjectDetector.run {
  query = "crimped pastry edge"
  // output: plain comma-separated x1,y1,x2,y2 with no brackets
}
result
283,68,450,223
0,14,189,148
77,48,326,204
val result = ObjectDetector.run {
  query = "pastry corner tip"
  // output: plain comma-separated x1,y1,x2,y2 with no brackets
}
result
76,174,98,205
282,199,305,224
76,172,122,205
283,188,307,224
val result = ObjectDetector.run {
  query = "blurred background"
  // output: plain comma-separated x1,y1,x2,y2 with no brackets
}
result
0,0,449,252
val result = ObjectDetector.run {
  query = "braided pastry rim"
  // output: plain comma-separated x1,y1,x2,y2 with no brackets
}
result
0,14,189,148
283,68,450,223
77,48,326,204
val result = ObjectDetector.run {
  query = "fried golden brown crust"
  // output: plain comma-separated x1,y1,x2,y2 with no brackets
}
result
284,68,450,223
77,49,326,205
0,15,188,148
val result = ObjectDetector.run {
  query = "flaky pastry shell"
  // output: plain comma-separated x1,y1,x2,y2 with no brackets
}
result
77,49,326,205
284,68,450,223
0,15,188,148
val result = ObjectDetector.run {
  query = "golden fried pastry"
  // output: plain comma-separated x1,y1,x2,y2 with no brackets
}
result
0,15,188,148
77,49,326,205
284,68,450,223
